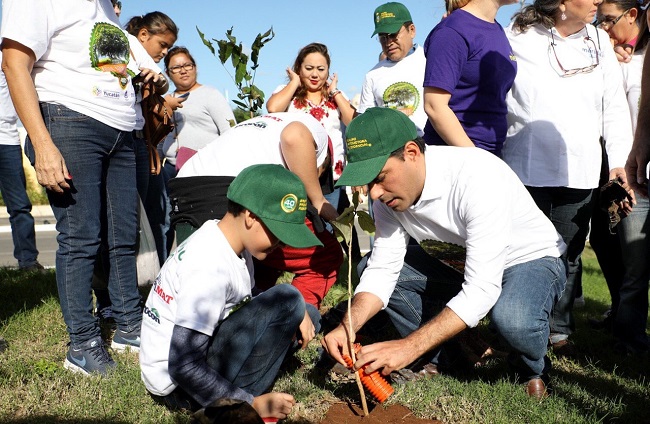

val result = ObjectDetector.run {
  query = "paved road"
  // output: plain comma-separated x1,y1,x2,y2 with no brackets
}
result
0,205,57,269
1,204,372,270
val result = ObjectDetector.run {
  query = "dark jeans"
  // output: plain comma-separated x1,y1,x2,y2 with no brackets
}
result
133,134,150,201
0,144,39,267
145,160,176,265
155,284,305,411
26,103,142,347
361,244,565,380
526,186,594,339
614,194,650,351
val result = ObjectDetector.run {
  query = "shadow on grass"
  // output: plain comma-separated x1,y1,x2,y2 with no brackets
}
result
0,418,131,424
0,267,58,323
553,363,650,423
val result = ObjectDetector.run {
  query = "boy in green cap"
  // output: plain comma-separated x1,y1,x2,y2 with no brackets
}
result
322,107,567,399
140,164,322,419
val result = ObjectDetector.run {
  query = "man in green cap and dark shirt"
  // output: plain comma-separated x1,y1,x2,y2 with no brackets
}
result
358,2,427,135
322,107,567,399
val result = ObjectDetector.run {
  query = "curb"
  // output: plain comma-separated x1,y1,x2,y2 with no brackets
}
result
0,204,53,219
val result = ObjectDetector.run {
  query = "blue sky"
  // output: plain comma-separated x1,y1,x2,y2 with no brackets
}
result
1,0,525,112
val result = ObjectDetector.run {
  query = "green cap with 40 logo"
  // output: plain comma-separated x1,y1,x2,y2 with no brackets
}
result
227,164,323,248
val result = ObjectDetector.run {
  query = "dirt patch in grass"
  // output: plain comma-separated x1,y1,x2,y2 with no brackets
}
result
319,403,441,423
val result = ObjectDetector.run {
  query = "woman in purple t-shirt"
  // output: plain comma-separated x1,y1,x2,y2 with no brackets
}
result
422,0,518,156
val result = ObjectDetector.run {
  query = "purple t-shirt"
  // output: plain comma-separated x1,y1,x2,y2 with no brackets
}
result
422,9,517,155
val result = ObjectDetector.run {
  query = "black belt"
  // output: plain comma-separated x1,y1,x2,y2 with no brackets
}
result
133,129,145,139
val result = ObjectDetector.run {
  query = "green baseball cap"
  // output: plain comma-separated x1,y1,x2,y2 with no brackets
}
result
227,164,323,249
336,107,418,188
372,2,412,37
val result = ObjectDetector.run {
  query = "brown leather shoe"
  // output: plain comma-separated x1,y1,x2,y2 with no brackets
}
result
526,378,548,400
390,363,440,385
550,338,577,357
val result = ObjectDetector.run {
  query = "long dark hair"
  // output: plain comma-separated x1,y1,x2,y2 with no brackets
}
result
511,0,562,33
292,43,331,103
125,11,178,39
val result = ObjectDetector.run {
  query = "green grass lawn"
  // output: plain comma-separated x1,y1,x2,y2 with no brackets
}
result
0,246,648,423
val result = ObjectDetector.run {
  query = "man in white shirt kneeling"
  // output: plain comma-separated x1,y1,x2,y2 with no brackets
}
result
322,107,567,400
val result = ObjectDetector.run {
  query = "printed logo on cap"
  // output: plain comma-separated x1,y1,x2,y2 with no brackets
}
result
281,194,299,213
347,137,372,150
376,11,396,23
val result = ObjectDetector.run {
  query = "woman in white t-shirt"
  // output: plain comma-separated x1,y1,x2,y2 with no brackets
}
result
1,0,156,375
502,0,634,354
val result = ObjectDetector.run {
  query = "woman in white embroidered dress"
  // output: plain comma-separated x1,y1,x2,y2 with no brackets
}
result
267,43,355,200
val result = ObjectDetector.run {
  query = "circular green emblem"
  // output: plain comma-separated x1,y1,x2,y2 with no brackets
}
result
383,81,420,117
281,194,298,213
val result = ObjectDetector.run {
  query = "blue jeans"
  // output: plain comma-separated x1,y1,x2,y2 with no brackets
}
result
526,186,594,338
26,103,142,347
133,135,150,201
615,194,650,351
0,144,39,267
206,284,305,395
361,245,566,380
144,160,175,265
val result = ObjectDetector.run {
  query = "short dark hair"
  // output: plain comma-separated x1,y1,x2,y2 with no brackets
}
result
164,46,196,71
389,136,426,160
227,200,246,217
111,0,121,8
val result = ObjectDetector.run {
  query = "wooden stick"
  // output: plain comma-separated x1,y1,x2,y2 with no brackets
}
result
345,221,369,416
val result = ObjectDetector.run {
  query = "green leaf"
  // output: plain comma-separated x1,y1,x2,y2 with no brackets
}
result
225,27,236,44
250,85,264,100
217,40,231,64
233,100,248,109
357,211,376,236
352,191,360,209
261,27,275,44
231,48,240,68
239,52,249,66
235,62,247,85
196,27,215,55
330,220,352,244
336,205,355,227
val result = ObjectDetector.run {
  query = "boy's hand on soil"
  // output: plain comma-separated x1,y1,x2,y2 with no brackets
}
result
252,392,295,419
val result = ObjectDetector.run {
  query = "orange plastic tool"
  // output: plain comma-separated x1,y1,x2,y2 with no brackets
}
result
341,343,394,403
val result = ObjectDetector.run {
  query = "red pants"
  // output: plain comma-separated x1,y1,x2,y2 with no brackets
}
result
254,219,343,309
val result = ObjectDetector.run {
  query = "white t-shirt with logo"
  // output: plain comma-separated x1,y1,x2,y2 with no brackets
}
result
177,112,330,178
140,221,255,396
357,45,427,136
0,51,20,146
1,0,136,131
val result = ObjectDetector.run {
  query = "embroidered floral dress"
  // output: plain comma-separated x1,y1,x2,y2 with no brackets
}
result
273,84,347,180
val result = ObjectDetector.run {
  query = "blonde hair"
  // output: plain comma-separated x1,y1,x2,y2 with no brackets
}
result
446,0,471,13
